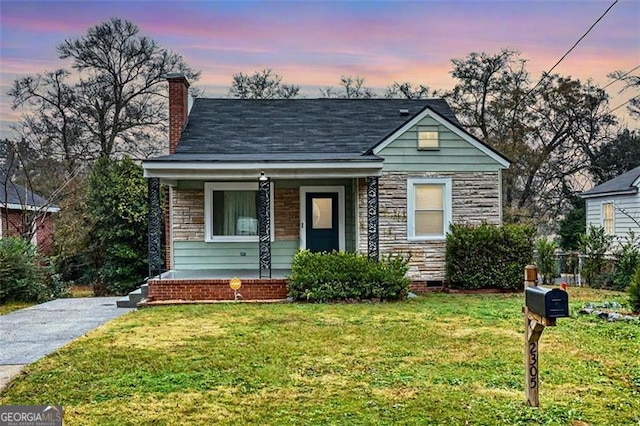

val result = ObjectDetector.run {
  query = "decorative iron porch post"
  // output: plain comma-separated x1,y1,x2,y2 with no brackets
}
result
367,176,379,261
258,175,272,278
147,177,163,278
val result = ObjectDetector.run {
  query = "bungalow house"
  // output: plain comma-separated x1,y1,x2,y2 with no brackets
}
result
141,74,510,301
0,176,59,255
581,166,640,242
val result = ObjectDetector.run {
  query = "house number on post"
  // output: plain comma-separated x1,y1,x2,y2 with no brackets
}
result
523,265,570,407
528,342,538,390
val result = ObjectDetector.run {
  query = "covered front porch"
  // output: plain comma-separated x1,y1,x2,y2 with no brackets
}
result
143,156,383,301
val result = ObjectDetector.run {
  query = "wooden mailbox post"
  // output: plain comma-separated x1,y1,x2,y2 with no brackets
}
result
523,265,569,407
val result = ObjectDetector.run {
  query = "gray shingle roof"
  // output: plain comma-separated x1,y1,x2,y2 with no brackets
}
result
581,166,640,198
173,98,460,156
0,175,51,208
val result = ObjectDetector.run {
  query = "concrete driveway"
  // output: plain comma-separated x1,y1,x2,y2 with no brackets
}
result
0,298,133,390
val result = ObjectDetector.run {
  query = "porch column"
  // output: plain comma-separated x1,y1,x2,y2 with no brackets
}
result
147,177,163,278
258,176,272,278
367,176,379,261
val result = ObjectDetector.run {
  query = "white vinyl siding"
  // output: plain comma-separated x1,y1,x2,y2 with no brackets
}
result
585,194,640,243
407,178,452,240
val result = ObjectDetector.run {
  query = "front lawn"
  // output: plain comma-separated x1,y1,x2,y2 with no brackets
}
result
1,288,638,425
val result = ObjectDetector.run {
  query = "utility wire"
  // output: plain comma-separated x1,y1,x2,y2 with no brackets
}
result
602,64,640,90
502,0,619,121
610,96,638,113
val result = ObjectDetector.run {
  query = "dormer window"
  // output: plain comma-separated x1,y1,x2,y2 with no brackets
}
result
418,126,439,150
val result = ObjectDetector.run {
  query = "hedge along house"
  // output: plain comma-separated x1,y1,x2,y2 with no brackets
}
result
142,74,510,301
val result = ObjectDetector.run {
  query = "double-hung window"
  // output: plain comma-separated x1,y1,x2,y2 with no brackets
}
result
407,178,452,240
204,182,273,242
602,202,614,235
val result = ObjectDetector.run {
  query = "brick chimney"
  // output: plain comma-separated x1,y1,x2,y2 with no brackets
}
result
166,73,190,154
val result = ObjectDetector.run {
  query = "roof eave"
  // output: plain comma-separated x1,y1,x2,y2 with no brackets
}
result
143,160,384,181
580,188,638,199
2,202,60,213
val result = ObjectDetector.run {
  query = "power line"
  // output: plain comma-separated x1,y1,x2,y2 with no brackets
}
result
502,0,619,121
603,64,640,90
610,96,638,113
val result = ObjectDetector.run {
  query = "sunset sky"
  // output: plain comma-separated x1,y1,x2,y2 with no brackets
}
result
1,0,639,138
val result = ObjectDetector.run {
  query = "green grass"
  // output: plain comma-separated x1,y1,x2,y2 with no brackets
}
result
1,287,638,425
0,301,35,315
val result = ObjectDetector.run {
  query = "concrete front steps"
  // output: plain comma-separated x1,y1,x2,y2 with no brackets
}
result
116,284,148,308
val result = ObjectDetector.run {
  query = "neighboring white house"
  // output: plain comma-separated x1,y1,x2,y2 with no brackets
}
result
581,166,640,241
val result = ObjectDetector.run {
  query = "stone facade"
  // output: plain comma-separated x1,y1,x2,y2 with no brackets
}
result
358,171,501,282
172,187,300,242
172,189,205,241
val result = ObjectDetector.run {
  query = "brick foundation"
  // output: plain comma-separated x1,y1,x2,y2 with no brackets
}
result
148,278,288,301
409,281,445,293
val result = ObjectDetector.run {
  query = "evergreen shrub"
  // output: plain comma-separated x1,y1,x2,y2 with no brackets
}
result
611,233,640,291
445,224,535,290
628,265,640,313
0,237,46,302
287,250,410,302
84,157,148,295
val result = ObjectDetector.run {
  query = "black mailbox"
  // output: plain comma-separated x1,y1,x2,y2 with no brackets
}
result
525,286,569,318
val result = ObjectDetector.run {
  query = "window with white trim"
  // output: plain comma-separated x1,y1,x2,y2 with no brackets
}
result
204,182,273,242
602,202,614,235
407,178,452,240
417,126,439,150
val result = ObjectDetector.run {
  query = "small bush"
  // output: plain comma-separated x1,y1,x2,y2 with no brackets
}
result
287,250,410,302
536,237,558,285
628,265,640,313
579,226,613,288
0,237,46,302
611,232,640,291
445,224,535,290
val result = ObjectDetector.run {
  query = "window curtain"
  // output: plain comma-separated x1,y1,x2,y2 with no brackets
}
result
223,191,257,235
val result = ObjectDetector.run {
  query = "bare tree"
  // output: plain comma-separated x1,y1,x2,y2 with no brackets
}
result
385,82,433,99
57,18,200,158
0,138,72,245
444,50,616,224
608,69,640,118
321,76,376,98
228,69,300,99
10,70,89,174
